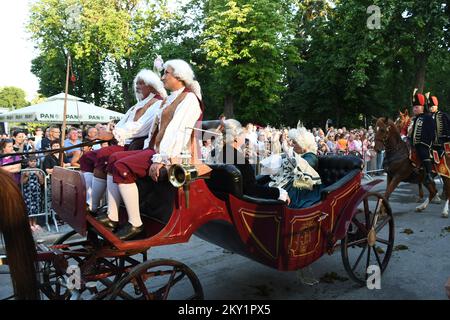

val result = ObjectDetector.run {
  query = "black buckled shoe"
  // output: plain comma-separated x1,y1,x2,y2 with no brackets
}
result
96,214,119,231
88,206,107,217
114,222,144,241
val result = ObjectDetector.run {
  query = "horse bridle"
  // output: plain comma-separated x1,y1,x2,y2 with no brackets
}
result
376,123,406,152
375,123,391,146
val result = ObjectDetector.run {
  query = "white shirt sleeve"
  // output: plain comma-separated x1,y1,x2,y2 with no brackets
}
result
114,100,161,142
115,103,135,128
152,93,201,164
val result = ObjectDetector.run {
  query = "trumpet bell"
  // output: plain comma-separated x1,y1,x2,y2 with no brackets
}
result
168,164,198,188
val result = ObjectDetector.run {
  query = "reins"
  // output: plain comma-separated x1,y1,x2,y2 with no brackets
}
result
0,139,106,166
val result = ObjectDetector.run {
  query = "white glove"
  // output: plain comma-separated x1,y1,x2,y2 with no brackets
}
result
277,187,288,202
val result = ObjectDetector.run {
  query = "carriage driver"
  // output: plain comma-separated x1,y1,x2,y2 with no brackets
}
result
409,90,436,185
427,94,450,155
96,59,204,240
79,70,167,212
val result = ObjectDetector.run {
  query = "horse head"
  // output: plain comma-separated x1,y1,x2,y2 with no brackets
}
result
394,108,411,133
374,117,400,152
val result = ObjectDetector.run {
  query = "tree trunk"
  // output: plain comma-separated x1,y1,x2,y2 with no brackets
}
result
414,52,428,93
117,59,133,110
224,94,234,118
121,80,132,109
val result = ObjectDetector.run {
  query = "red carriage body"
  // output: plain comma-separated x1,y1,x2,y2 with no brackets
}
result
51,155,384,271
1,153,394,300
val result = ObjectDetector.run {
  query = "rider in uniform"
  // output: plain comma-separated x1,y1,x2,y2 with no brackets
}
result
409,90,436,184
427,94,450,156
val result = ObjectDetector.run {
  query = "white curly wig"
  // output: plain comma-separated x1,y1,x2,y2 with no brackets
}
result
163,59,202,100
134,69,167,101
288,123,317,154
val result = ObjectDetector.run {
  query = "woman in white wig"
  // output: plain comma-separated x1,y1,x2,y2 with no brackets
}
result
287,123,322,208
216,119,290,203
268,122,322,208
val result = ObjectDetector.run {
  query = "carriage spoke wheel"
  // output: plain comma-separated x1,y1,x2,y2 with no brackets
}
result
40,230,82,300
341,192,394,286
40,230,133,300
108,259,203,300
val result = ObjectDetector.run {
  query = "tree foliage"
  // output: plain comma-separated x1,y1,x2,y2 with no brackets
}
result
27,0,449,127
0,87,29,109
201,0,298,124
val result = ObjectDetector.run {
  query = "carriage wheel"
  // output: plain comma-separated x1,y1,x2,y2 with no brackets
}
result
108,259,204,300
341,192,395,286
40,230,84,300
53,230,80,245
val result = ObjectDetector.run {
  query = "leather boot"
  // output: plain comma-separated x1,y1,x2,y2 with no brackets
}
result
423,160,434,185
114,222,144,241
96,214,118,231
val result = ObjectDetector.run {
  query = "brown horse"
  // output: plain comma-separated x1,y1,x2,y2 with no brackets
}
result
374,117,449,215
393,109,426,201
0,170,40,299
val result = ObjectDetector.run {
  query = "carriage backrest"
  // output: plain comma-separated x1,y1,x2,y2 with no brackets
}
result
317,155,363,186
206,155,363,198
205,164,243,198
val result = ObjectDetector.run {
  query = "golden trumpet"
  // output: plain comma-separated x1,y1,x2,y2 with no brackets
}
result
168,164,198,208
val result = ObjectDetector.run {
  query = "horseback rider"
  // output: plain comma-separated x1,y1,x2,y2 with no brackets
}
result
409,90,436,185
427,93,450,156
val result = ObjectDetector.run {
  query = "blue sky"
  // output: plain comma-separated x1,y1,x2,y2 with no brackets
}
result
0,1,39,101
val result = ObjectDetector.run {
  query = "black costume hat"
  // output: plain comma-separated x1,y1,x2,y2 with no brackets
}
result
411,88,425,107
424,92,439,113
426,92,439,107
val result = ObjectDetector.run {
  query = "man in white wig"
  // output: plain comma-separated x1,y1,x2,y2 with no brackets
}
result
96,59,204,240
80,69,167,211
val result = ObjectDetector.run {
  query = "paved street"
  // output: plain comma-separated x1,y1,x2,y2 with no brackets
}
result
1,175,450,300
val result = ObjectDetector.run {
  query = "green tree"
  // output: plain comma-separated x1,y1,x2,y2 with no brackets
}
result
202,0,298,125
283,0,449,128
28,0,170,111
0,87,29,109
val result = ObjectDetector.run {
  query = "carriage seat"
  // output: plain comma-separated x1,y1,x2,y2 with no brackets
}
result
318,155,363,199
206,164,284,205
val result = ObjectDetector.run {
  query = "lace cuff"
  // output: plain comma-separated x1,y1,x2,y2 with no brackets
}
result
151,153,170,165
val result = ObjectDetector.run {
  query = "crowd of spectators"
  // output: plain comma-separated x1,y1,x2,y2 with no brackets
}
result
200,122,384,175
0,120,384,232
0,123,113,231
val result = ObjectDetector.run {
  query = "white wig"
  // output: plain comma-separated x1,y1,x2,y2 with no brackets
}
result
163,59,202,100
288,123,317,154
223,119,243,145
134,69,167,101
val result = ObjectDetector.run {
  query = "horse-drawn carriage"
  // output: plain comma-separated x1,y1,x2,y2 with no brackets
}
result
1,134,395,300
